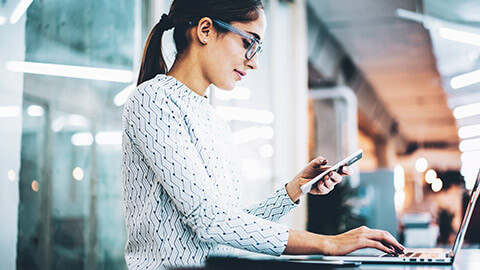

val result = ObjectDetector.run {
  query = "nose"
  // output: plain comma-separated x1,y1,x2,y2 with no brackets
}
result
246,54,260,70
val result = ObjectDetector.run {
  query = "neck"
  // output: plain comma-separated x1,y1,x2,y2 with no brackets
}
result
166,55,210,97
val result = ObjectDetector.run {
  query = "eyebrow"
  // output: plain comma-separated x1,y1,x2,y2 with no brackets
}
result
247,31,261,41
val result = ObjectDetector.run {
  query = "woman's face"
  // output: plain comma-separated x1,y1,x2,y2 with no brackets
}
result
201,10,266,90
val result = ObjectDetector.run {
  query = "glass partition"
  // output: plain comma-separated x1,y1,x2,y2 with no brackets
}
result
16,0,139,268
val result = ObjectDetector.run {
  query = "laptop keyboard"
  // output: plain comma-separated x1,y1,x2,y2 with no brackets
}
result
381,252,443,259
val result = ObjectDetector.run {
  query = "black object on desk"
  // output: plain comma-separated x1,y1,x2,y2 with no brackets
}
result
205,255,360,270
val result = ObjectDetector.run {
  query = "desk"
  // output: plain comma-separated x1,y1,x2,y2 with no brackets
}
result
170,249,480,270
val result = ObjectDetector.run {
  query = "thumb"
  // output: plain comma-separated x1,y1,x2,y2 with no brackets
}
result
312,156,328,168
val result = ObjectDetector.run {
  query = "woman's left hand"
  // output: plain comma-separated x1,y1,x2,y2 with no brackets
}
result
286,156,352,202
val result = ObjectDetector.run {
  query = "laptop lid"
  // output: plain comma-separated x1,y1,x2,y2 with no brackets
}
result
450,169,480,259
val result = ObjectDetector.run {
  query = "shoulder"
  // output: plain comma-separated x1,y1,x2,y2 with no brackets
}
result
125,75,184,115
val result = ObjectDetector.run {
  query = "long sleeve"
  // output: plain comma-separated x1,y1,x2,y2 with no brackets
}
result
244,187,299,222
124,84,290,256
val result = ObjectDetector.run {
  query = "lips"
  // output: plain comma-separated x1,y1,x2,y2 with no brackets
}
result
234,69,246,80
235,69,246,76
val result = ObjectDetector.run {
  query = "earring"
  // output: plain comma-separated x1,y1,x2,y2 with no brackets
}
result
203,38,208,43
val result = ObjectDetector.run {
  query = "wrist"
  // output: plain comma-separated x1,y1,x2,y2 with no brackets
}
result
285,179,302,203
315,234,333,255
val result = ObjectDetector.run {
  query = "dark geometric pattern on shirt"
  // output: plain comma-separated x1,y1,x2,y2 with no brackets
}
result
122,75,298,269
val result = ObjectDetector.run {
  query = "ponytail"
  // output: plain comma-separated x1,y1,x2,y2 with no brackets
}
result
137,14,175,86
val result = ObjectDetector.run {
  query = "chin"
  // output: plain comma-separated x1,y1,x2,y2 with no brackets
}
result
213,82,236,91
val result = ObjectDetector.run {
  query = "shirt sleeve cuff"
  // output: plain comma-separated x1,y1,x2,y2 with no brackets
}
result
284,183,300,205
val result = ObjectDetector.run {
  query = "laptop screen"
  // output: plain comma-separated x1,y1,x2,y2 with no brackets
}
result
451,169,480,257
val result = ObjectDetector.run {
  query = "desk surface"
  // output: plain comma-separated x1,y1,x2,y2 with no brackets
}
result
170,249,480,270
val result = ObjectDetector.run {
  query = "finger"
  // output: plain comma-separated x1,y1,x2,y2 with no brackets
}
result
329,172,343,184
312,157,328,168
338,165,351,176
316,182,330,194
369,230,405,252
365,239,394,254
323,179,335,189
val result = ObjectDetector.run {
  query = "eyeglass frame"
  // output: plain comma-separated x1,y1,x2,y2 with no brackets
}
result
211,19,263,60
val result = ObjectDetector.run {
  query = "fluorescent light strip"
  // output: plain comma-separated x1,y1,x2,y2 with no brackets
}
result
458,124,480,139
10,0,33,24
95,131,122,145
215,106,274,124
0,16,7,25
396,9,426,24
114,83,136,106
459,137,480,152
71,132,93,146
0,106,21,118
450,69,480,89
6,61,133,83
439,27,480,47
453,102,480,119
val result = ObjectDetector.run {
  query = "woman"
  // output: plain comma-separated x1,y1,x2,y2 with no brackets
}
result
121,0,405,269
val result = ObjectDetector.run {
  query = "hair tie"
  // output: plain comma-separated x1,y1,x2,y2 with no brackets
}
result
159,14,174,30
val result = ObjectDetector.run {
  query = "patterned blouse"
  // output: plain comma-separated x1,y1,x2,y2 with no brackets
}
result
122,74,298,269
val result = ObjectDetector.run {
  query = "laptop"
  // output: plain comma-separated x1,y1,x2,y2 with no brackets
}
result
318,168,480,264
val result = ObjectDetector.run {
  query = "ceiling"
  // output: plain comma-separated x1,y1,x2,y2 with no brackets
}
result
306,0,468,146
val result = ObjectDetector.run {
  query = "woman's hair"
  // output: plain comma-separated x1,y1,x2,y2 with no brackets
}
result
137,0,264,85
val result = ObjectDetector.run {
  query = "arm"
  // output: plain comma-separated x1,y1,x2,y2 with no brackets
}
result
243,186,298,222
125,88,289,256
284,227,405,255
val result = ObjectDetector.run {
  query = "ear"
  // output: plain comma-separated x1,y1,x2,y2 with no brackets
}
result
196,17,214,45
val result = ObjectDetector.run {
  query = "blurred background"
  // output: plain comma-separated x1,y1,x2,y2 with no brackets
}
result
1,0,480,269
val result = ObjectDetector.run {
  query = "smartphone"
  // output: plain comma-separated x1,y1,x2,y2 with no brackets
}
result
300,149,363,194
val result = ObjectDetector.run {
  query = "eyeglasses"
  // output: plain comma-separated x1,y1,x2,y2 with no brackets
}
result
212,19,263,60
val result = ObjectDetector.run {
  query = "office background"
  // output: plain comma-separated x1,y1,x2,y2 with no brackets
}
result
1,0,479,269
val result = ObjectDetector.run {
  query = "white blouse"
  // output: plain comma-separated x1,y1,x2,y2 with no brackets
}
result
122,74,298,269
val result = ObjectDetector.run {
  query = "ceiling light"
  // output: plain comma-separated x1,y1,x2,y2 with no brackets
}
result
425,169,437,184
114,83,136,106
458,124,480,139
31,180,39,192
394,164,405,190
450,69,480,89
461,150,480,164
415,158,428,173
459,138,480,152
396,9,426,24
27,105,44,117
431,178,443,192
439,27,480,47
0,106,21,118
453,102,480,119
6,61,133,83
71,132,93,146
72,167,84,181
0,16,6,25
10,0,33,24
7,169,16,181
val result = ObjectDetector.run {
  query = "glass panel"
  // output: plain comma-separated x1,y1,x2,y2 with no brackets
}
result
16,0,140,269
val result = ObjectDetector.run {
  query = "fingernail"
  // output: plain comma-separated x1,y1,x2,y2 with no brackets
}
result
343,167,348,173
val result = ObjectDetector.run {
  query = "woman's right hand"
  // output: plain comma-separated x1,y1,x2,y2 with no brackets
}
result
324,226,405,255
